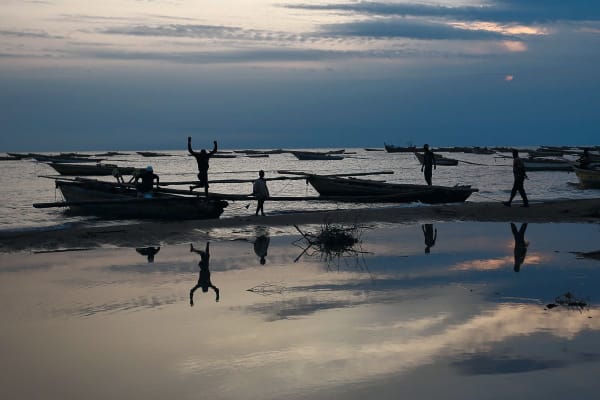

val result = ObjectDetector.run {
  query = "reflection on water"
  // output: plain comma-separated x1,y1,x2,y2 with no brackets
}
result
1,222,600,399
511,222,529,272
422,223,437,254
189,242,220,304
253,226,270,265
135,246,161,263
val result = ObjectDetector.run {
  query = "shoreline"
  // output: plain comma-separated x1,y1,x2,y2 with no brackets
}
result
1,198,598,253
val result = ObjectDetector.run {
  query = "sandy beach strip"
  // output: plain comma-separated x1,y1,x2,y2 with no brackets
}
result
1,198,599,253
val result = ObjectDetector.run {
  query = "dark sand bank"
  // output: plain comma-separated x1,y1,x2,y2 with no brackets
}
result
1,198,599,253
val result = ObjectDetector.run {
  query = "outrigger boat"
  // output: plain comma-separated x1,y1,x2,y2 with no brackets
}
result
35,178,228,220
290,151,344,160
522,157,573,171
306,175,477,203
47,163,137,176
414,152,459,166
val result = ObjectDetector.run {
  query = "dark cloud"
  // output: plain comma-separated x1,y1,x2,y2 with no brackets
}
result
322,18,510,40
0,29,63,39
287,1,600,24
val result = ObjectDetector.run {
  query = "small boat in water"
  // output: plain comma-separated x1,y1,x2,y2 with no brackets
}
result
291,151,344,160
522,158,573,171
136,151,171,157
48,163,138,176
306,175,477,203
384,143,417,153
414,152,459,166
573,167,600,189
38,178,228,220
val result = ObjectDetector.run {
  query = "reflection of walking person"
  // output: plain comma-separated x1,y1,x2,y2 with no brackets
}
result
188,136,217,195
422,224,437,254
511,223,529,272
252,170,270,216
135,246,160,263
421,144,436,186
503,149,529,207
254,234,270,265
190,242,220,304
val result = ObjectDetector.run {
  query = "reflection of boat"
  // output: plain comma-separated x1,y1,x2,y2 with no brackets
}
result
291,151,344,160
306,175,477,203
42,178,228,219
522,158,572,171
384,143,417,153
48,163,137,176
573,167,600,188
414,152,459,166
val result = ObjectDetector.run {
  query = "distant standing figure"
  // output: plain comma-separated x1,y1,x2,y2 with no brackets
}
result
503,149,529,207
134,165,159,197
190,242,220,304
188,136,217,195
421,144,437,186
510,223,529,272
252,170,270,216
578,149,592,169
422,224,437,254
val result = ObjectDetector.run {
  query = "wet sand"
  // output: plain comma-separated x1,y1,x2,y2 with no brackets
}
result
1,198,599,252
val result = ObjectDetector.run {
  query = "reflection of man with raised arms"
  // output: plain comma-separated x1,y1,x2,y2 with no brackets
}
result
190,242,220,304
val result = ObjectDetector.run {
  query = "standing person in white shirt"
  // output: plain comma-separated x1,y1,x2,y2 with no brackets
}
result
252,170,270,216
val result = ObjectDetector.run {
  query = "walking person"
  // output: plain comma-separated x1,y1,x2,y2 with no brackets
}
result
252,170,269,216
503,149,529,207
421,144,436,186
188,136,218,195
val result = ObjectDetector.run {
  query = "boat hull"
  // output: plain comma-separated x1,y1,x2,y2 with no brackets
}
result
573,167,600,189
56,180,227,219
307,175,477,204
414,152,459,166
49,163,137,176
523,159,572,171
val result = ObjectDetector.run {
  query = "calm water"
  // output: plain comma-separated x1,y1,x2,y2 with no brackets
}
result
0,221,599,399
0,148,596,231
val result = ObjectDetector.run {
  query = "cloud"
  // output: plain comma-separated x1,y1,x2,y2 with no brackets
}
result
287,1,600,24
0,29,63,39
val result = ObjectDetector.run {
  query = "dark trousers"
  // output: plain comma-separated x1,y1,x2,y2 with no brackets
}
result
424,167,433,186
509,177,528,205
197,171,209,194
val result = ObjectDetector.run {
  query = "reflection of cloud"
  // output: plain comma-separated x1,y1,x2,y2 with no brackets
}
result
452,254,544,271
0,29,63,39
177,304,600,387
452,355,566,375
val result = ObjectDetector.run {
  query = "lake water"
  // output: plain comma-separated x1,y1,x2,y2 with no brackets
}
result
1,221,599,399
0,148,596,231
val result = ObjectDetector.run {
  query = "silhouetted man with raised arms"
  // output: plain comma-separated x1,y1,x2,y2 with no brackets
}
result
188,136,217,195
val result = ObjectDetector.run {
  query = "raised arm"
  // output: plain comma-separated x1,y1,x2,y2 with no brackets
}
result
187,136,197,156
209,140,218,155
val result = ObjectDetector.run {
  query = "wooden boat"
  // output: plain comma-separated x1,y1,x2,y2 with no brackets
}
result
384,143,417,153
48,162,138,176
33,155,105,163
291,151,344,160
306,175,477,204
522,158,572,171
41,179,228,219
414,152,459,166
94,151,130,156
136,151,171,157
573,167,600,189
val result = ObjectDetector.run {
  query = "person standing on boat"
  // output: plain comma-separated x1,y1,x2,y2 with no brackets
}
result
578,148,592,169
134,165,159,198
252,170,270,216
503,149,529,207
421,144,436,185
188,136,217,195
190,242,220,304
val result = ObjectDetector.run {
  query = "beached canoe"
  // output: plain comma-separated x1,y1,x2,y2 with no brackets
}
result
414,152,459,166
33,155,105,163
384,143,417,153
573,167,600,189
48,163,138,176
306,175,477,203
48,179,228,219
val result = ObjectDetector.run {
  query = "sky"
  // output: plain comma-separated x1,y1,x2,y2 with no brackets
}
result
1,0,599,151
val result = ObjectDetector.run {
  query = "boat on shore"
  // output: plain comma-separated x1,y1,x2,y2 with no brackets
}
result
33,155,105,163
136,151,171,157
573,167,600,189
39,179,228,219
414,152,459,166
290,151,344,160
306,175,477,203
47,163,138,176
